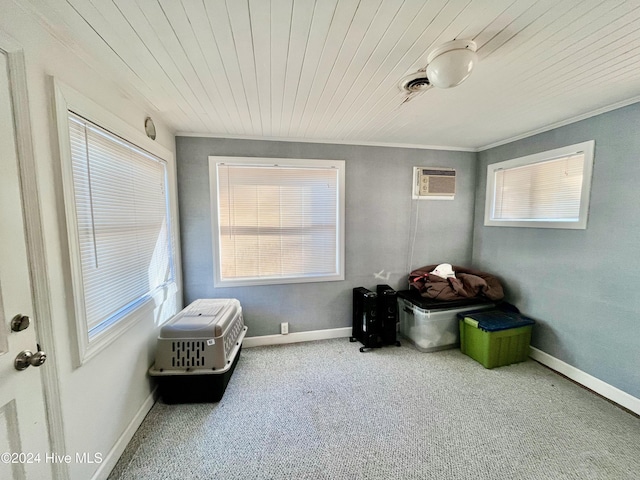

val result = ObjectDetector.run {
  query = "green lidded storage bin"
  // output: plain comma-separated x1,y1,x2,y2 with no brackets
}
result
458,310,534,369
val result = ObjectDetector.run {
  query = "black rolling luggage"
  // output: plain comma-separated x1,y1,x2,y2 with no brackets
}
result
350,286,401,352
377,284,401,347
350,287,380,352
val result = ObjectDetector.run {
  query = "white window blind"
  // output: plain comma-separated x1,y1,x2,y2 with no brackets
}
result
213,160,344,286
493,154,585,221
485,141,594,229
68,113,174,336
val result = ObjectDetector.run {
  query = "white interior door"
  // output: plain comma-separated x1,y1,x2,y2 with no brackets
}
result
0,50,52,479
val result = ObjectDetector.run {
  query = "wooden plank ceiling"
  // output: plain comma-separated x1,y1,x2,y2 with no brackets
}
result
23,0,640,149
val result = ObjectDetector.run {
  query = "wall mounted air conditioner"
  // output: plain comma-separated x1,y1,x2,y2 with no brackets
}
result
412,167,456,200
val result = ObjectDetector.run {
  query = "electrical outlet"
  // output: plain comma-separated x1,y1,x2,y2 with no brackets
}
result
280,322,289,335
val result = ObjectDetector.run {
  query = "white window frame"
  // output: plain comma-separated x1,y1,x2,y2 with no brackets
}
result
484,140,595,229
52,79,181,366
209,156,345,288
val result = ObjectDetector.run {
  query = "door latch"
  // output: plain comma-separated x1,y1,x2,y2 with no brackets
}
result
14,344,47,371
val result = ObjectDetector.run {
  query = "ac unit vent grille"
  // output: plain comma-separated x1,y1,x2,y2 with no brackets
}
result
426,175,456,194
413,167,456,199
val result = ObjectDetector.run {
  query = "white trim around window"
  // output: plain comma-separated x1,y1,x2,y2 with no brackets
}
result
484,140,595,229
52,78,182,366
209,156,345,288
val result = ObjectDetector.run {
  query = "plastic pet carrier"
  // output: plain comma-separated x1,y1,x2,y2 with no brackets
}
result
149,298,247,403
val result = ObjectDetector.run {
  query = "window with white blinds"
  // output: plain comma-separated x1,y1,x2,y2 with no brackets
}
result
67,113,175,337
210,157,345,287
485,141,594,229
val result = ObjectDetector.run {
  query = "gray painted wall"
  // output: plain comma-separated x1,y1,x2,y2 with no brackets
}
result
472,103,640,398
176,137,477,336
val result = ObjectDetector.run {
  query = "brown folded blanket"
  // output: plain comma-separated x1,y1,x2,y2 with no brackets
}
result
409,264,504,301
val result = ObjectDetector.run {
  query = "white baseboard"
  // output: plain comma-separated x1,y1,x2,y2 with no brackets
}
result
92,388,158,480
243,327,351,348
529,347,640,416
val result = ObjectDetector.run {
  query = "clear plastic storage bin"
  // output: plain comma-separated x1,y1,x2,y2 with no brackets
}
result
398,293,493,352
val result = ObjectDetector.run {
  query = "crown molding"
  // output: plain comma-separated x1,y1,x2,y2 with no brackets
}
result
175,131,477,153
478,97,640,151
